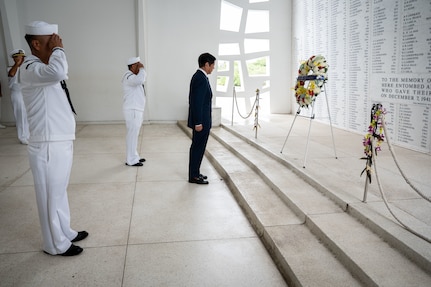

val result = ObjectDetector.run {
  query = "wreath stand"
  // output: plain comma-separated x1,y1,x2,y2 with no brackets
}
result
280,75,337,168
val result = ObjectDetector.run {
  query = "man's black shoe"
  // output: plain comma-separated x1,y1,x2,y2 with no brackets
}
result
72,231,89,242
125,162,143,166
60,244,83,256
189,177,209,184
199,174,207,180
139,158,146,162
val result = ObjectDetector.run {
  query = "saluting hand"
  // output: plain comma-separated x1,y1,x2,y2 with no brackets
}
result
48,33,63,50
13,56,25,66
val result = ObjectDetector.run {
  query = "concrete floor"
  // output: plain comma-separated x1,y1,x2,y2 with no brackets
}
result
1,113,430,287
0,123,287,287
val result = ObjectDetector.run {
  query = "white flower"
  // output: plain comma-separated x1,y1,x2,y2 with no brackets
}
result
294,55,328,108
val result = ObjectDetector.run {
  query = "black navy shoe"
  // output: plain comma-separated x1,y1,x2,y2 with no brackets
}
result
60,244,83,256
125,162,143,166
72,231,89,242
189,177,209,184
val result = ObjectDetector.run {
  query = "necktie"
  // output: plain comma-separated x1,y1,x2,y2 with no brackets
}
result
206,77,212,97
60,80,76,114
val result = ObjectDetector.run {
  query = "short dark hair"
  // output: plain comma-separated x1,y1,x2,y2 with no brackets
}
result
24,34,34,48
198,53,216,68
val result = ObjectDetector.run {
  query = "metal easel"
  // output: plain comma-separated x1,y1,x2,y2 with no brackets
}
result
280,75,337,168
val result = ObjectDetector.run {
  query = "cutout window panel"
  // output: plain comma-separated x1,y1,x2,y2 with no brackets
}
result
234,60,245,91
217,76,230,92
220,1,243,32
244,38,270,54
246,56,270,77
219,43,241,55
217,60,230,72
245,10,269,33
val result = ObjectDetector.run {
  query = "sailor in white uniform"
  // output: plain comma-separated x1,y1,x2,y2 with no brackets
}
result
19,21,88,256
122,56,147,166
8,49,30,144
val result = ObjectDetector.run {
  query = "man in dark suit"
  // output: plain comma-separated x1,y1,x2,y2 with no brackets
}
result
188,53,216,184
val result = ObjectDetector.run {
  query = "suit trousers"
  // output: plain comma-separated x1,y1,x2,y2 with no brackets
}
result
124,109,144,165
28,141,77,254
189,128,210,180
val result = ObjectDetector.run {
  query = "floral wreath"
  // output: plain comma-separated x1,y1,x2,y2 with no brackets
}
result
294,55,328,108
361,103,386,183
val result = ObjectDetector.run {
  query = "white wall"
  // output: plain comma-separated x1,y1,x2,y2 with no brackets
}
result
0,0,22,121
0,0,138,123
146,0,292,120
145,0,220,122
268,0,291,114
292,0,431,153
0,0,291,124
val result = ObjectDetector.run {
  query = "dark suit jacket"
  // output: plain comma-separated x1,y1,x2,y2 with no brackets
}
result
187,69,212,130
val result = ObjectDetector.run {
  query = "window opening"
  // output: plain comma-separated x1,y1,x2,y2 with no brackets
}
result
234,60,245,91
244,39,270,54
220,0,243,32
218,43,241,55
246,56,270,77
245,10,269,34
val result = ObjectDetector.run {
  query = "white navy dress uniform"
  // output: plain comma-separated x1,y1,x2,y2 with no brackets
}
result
18,21,80,255
8,49,30,144
122,57,147,166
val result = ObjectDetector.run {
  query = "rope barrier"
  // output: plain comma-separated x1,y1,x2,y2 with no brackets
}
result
362,104,430,243
233,87,258,119
382,120,431,203
371,136,431,243
231,88,261,138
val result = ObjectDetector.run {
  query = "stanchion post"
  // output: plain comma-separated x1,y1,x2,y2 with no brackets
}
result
231,87,235,126
363,179,369,202
254,89,260,139
362,140,372,202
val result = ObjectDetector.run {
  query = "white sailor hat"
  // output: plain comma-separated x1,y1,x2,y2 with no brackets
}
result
127,57,140,65
10,49,25,58
25,21,58,35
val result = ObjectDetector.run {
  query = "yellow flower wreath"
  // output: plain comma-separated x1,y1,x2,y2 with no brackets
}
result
294,55,328,108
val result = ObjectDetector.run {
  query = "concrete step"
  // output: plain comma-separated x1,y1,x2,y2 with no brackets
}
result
178,122,363,286
178,121,431,287
220,123,431,275
210,127,344,219
307,212,431,287
210,125,431,286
